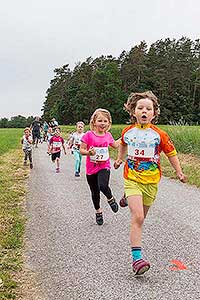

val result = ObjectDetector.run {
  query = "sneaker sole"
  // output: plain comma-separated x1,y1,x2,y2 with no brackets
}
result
134,265,150,276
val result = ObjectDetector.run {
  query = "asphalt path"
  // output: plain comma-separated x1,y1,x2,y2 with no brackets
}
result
24,143,200,300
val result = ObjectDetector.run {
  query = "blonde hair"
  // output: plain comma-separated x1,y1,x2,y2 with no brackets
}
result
24,127,31,133
90,108,112,131
76,121,85,127
124,91,160,124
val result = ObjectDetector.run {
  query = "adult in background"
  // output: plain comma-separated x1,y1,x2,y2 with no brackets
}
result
31,116,42,148
50,118,58,131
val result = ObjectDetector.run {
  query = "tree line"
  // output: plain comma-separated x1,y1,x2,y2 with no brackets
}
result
0,115,34,128
42,37,200,125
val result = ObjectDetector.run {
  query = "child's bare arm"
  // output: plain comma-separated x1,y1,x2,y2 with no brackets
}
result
114,143,127,169
28,136,32,144
62,143,67,154
168,155,187,182
80,142,95,156
110,137,121,149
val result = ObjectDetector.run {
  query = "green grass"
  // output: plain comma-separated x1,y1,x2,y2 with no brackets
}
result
0,129,23,156
0,128,27,299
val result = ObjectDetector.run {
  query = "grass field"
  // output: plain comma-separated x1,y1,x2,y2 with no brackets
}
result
0,125,200,299
0,129,27,299
0,128,23,156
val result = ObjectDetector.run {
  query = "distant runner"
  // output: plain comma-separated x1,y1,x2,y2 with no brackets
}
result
31,116,42,148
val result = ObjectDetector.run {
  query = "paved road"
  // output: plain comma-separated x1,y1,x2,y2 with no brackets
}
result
24,143,200,299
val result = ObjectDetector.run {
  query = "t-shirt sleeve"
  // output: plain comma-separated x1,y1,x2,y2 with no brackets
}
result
108,132,115,146
49,137,53,145
81,131,89,144
160,131,177,157
121,128,127,145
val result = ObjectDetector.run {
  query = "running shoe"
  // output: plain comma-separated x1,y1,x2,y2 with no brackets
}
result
75,172,80,177
132,259,150,276
56,168,60,173
108,198,118,213
96,212,103,225
119,195,128,207
30,163,33,169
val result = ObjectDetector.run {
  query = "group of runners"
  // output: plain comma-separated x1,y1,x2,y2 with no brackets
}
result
21,90,187,276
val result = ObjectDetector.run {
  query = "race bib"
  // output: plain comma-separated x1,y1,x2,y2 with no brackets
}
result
90,147,109,162
53,141,62,149
128,145,155,159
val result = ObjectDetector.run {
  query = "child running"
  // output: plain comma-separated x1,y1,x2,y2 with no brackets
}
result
68,121,85,177
48,127,66,173
21,127,33,169
114,91,187,275
80,108,120,225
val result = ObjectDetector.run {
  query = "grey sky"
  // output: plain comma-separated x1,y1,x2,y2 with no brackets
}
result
0,0,200,119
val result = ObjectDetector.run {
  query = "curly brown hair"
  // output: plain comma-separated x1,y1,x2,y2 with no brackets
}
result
124,91,160,124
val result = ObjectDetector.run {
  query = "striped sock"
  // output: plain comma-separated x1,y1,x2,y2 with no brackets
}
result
131,247,142,261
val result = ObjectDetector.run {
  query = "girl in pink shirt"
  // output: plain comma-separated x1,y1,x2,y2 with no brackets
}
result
80,108,120,225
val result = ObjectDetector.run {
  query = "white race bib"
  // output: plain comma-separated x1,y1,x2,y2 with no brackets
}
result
90,147,109,162
128,145,154,159
53,141,62,148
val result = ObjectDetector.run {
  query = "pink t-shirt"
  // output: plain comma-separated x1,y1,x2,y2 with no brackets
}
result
49,135,64,153
81,131,115,175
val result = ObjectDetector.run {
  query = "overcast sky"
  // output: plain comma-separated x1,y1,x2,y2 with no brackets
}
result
1,0,200,119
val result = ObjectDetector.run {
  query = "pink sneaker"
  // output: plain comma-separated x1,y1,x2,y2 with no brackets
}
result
56,168,60,173
119,195,128,207
132,259,150,275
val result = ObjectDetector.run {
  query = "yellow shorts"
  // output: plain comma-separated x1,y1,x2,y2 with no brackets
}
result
124,179,158,206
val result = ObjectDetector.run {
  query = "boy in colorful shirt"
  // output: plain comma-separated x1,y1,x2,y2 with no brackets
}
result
48,128,66,173
114,91,186,275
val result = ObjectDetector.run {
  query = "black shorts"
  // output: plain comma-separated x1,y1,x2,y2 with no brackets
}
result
51,151,61,161
32,131,40,140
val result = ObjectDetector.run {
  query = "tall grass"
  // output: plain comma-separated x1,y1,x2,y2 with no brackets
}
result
159,125,200,156
110,124,200,157
0,128,23,156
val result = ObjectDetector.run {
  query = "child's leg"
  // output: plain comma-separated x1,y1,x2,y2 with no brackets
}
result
24,150,28,163
56,158,60,169
78,152,82,173
128,195,150,274
28,150,32,163
98,169,118,212
98,169,112,199
128,195,144,248
73,150,80,173
86,173,101,211
86,173,103,225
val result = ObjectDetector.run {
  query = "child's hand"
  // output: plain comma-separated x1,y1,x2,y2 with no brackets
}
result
88,147,95,156
177,172,187,183
114,159,123,169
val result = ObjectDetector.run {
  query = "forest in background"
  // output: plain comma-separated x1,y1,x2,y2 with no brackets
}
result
42,37,200,125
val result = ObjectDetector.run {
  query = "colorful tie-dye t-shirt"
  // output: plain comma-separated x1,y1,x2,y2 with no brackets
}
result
121,124,177,184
